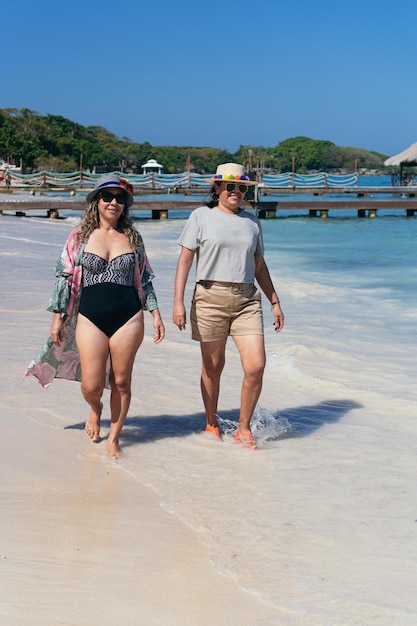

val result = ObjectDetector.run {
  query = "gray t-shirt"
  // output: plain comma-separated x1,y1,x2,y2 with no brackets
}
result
178,205,264,283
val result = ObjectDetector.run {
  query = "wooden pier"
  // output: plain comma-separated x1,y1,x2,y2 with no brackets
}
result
255,199,417,219
258,186,417,197
0,198,208,220
1,187,417,219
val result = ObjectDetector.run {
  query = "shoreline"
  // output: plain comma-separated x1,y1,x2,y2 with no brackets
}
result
2,215,417,624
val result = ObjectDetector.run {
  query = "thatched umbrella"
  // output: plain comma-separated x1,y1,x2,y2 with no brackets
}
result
385,142,417,183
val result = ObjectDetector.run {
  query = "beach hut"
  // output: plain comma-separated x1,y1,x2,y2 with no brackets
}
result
385,142,417,184
141,159,163,175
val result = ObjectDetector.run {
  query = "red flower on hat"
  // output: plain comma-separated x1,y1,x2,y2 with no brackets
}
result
119,177,133,196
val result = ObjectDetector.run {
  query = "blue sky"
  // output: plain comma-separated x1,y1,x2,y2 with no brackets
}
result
3,0,416,156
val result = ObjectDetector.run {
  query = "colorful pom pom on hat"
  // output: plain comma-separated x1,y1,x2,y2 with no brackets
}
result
205,162,257,185
87,174,134,207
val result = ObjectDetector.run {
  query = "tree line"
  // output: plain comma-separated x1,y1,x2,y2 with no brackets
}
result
0,108,389,174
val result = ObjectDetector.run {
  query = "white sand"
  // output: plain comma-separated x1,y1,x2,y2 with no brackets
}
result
0,216,279,625
2,214,417,625
0,409,280,625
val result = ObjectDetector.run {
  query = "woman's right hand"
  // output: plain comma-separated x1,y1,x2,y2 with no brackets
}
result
173,246,194,331
50,313,64,345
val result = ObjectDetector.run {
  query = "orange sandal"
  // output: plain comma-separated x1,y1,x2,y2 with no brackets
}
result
205,425,221,439
234,429,257,449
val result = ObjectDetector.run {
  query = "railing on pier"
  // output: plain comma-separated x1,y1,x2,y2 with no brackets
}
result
260,172,358,189
2,170,211,190
3,169,361,191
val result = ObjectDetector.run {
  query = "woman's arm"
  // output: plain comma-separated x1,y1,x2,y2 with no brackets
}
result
255,256,284,333
48,229,82,345
173,246,195,330
136,246,165,343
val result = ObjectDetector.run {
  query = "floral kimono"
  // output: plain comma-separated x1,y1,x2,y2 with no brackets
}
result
24,227,158,389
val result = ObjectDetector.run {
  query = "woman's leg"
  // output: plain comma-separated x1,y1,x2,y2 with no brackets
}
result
75,314,110,442
200,338,227,428
232,334,266,432
107,311,144,458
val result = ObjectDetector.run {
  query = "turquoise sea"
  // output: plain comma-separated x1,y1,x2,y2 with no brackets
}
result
128,187,416,620
2,176,417,623
132,185,417,622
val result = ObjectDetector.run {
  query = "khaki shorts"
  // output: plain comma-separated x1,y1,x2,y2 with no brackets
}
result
190,281,264,342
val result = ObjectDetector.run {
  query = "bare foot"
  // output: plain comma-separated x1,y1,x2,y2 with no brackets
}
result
85,402,103,442
107,438,123,460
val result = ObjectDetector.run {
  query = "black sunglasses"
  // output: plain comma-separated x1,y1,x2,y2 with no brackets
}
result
100,191,126,204
225,182,248,193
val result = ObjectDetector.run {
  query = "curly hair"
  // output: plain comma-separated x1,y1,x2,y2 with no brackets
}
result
77,199,143,251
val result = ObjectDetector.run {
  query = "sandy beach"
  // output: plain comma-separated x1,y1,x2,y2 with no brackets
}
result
0,408,280,626
0,215,281,625
1,213,417,625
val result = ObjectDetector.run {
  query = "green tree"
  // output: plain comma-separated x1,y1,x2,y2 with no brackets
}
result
0,108,390,174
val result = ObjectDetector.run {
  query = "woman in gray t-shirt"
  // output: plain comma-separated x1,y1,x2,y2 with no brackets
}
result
173,163,284,449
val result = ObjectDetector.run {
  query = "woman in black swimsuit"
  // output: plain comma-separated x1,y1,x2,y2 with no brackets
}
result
50,174,165,458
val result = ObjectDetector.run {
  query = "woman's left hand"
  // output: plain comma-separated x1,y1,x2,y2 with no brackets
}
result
272,303,284,332
152,312,165,344
50,312,64,345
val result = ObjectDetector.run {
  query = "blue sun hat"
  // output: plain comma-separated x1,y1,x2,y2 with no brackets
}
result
87,174,134,208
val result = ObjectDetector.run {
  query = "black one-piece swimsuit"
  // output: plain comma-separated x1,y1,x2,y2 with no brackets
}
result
78,252,141,338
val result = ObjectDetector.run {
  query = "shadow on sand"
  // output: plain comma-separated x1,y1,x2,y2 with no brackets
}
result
64,398,362,448
276,399,363,438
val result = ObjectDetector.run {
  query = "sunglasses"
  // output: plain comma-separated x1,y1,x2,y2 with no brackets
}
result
225,182,248,193
100,191,126,204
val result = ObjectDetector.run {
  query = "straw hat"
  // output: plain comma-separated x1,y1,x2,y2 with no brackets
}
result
87,174,134,208
205,162,257,185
